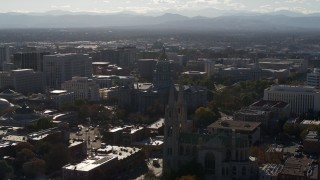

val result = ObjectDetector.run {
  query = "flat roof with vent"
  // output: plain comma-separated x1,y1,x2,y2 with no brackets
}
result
63,155,117,172
208,119,261,132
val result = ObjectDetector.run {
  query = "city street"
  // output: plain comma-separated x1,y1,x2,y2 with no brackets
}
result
69,125,102,152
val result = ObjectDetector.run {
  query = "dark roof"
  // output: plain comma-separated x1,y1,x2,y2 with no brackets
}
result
0,89,21,95
179,132,247,146
14,104,35,114
251,100,288,109
208,120,261,132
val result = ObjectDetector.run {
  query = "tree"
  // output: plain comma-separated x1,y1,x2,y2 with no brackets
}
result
193,107,219,128
0,160,13,179
283,123,301,138
32,117,54,131
16,148,36,164
35,142,52,156
22,158,46,178
44,143,69,171
15,142,34,153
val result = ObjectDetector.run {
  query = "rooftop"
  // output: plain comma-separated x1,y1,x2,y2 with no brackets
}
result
305,131,320,142
132,136,164,146
301,120,320,126
280,157,318,179
251,100,289,109
0,140,17,148
2,135,27,142
147,118,164,129
63,155,117,172
50,90,68,94
208,119,261,132
267,85,318,93
97,145,141,160
260,164,283,176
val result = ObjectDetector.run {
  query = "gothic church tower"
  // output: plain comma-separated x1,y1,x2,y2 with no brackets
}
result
163,84,188,172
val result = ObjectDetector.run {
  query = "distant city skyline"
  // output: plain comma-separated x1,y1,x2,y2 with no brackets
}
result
1,0,320,15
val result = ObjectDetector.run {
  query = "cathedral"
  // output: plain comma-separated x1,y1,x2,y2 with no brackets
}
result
163,84,258,180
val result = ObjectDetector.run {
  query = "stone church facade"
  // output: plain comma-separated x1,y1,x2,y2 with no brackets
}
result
163,85,258,180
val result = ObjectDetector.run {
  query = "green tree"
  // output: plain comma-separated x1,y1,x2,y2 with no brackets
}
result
44,143,69,171
283,123,301,138
32,117,54,131
0,160,13,179
22,158,46,178
15,148,36,169
15,142,34,153
193,107,219,128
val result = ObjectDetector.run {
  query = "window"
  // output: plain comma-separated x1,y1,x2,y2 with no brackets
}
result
236,150,239,161
192,146,197,156
226,150,231,161
242,166,246,176
232,166,237,175
179,146,184,156
205,152,215,174
186,146,191,155
167,126,173,137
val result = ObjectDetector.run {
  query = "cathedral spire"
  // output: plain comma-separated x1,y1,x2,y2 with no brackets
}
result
178,84,184,103
168,83,175,106
158,45,168,61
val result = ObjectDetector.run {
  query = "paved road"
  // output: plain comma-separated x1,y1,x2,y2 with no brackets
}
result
69,125,102,153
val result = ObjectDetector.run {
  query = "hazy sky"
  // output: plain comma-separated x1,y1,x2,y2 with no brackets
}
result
1,0,320,14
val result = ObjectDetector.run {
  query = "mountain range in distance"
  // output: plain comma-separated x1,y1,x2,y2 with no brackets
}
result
1,9,320,31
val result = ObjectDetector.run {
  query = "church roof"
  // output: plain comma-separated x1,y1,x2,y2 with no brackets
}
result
179,132,247,146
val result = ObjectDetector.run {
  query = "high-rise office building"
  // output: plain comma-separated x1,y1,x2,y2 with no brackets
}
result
62,77,99,102
263,85,320,115
0,69,44,94
99,47,136,68
43,53,92,89
13,52,50,72
0,46,10,70
307,68,320,89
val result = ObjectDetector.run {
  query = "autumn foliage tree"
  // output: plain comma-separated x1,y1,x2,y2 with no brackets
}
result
23,158,46,178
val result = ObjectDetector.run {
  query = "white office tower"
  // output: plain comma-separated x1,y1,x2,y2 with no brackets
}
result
307,68,320,89
203,58,216,76
263,85,320,115
0,46,10,70
62,77,100,102
43,54,92,89
0,69,44,94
